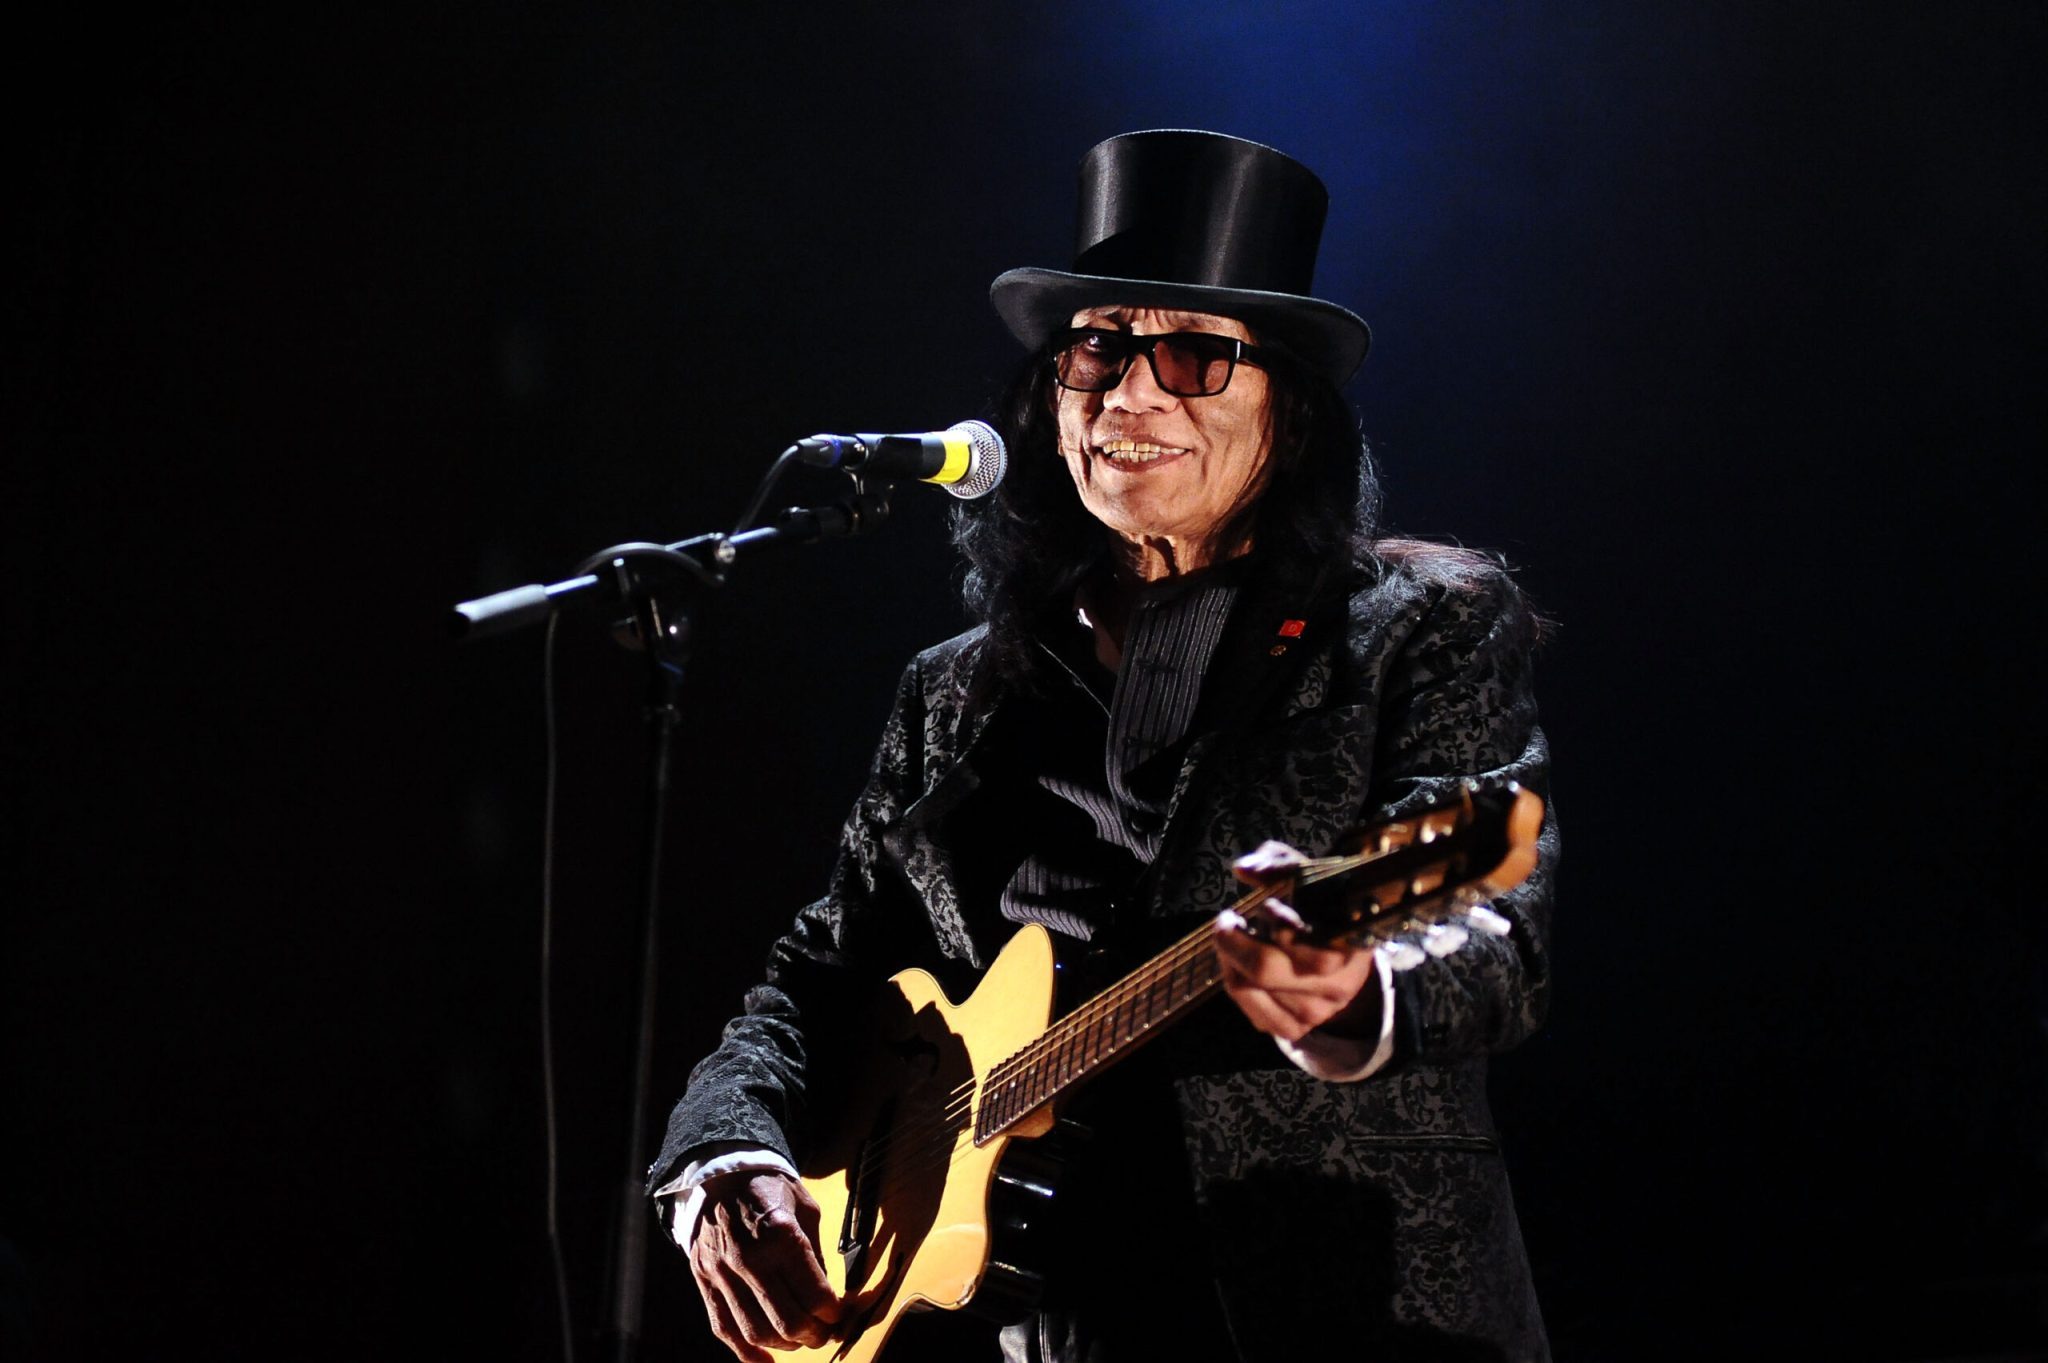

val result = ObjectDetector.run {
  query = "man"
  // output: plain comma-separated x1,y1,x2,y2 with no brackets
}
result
651,130,1556,1362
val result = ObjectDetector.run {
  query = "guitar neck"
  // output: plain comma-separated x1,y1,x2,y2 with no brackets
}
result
968,781,1543,1146
972,919,1225,1143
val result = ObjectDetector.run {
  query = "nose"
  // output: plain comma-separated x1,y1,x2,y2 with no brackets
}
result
1102,340,1177,413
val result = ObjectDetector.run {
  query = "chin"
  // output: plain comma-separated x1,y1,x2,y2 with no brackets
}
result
1100,511,1207,546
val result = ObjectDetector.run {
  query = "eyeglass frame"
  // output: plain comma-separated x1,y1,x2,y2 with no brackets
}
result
1048,327,1279,399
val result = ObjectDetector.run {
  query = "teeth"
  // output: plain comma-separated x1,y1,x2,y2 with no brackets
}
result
1097,439,1186,464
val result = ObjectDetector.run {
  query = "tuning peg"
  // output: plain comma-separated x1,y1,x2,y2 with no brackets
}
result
1421,922,1469,957
1463,905,1512,936
1381,940,1427,972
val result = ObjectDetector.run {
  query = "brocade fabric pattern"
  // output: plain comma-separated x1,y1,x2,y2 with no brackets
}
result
653,552,1558,1362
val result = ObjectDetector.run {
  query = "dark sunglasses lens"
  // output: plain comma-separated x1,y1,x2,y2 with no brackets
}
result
1055,332,1123,391
1054,332,1238,395
1153,336,1233,396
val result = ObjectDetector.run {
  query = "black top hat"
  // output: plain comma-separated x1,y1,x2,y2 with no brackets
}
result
990,130,1370,386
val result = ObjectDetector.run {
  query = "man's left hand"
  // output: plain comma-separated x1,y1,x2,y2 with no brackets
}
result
1214,843,1380,1042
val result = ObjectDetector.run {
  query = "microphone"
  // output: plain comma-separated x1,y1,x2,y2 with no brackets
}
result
791,419,1007,500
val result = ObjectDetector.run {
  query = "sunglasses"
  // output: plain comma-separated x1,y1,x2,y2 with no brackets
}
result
1051,327,1273,398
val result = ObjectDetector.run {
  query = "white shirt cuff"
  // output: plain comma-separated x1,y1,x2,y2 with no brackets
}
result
651,1145,798,1251
1274,947,1398,1082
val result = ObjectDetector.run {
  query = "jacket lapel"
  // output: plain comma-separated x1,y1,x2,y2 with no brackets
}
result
880,641,1022,968
1161,559,1353,829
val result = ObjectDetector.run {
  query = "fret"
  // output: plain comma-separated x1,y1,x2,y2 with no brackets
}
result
978,923,1222,1144
972,780,1539,1148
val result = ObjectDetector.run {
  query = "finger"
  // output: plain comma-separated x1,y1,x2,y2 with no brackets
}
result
769,1223,841,1327
769,1267,839,1345
1216,931,1319,997
1220,941,1375,1038
724,1258,806,1348
1278,939,1355,976
1215,912,1292,957
1220,912,1368,978
784,1183,843,1322
752,1230,838,1348
1232,839,1310,882
1216,925,1359,990
695,1265,774,1363
1231,900,1297,947
1221,979,1322,1041
1214,917,1262,968
730,1208,832,1344
1254,896,1307,933
711,1261,785,1354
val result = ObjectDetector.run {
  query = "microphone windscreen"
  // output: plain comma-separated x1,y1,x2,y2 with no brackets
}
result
942,420,1007,500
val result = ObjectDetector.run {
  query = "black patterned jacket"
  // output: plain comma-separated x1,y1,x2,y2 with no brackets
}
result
653,551,1557,1361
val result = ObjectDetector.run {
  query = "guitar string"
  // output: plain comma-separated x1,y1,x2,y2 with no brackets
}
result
971,836,1436,1104
849,935,1219,1194
845,838,1450,1188
843,855,1397,1184
864,866,1457,1198
851,915,1218,1166
954,838,1425,1120
850,922,1225,1187
861,976,1234,1203
846,821,1477,1225
838,822,1498,1303
846,925,1218,1191
855,916,1218,1164
861,904,1430,1199
981,905,1233,1091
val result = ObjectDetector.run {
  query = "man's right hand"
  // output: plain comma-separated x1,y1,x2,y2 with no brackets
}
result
688,1169,843,1361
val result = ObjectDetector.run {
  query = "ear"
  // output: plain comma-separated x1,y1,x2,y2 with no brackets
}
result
1264,377,1309,476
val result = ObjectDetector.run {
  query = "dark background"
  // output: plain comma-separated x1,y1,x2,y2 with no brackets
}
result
4,4,2043,1359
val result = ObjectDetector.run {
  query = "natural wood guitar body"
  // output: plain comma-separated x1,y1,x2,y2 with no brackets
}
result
790,924,1059,1363
770,780,1542,1362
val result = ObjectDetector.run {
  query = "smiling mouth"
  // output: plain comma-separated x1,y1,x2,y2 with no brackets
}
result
1094,438,1191,466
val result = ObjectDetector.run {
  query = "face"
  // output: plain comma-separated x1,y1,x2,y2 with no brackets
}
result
1053,306,1274,564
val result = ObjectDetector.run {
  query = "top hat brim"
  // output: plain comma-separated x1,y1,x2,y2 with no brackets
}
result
990,267,1371,388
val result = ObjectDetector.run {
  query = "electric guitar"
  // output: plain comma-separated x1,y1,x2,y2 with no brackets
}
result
784,778,1545,1362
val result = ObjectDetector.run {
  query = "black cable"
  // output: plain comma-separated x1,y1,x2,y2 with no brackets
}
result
728,445,801,538
540,610,576,1363
527,440,792,1363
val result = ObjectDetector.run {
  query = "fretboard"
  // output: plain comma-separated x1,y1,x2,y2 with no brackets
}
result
964,781,1537,1144
972,920,1225,1144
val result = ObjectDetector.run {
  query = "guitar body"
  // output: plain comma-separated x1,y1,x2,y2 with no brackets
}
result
791,923,1062,1363
760,780,1544,1362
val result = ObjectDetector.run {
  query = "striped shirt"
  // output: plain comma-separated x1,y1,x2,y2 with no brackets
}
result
998,564,1243,940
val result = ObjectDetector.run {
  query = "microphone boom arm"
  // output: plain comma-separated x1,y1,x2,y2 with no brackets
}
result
449,473,896,643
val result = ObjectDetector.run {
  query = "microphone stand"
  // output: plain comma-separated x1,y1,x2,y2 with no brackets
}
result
453,475,896,1363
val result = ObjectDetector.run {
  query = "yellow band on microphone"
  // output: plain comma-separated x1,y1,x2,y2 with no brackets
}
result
932,434,972,485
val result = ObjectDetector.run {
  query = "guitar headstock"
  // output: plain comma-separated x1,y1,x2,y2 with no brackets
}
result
1232,779,1544,964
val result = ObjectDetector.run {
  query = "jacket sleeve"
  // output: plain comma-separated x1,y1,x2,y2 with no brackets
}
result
1368,566,1558,1068
646,654,936,1193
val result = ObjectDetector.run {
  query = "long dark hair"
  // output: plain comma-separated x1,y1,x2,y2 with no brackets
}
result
950,339,1385,686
